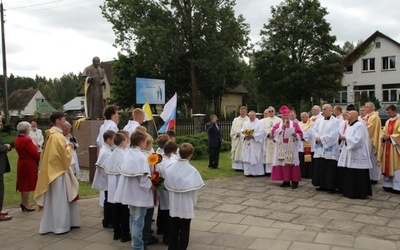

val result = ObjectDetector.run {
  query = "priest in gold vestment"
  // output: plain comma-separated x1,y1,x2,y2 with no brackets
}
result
230,106,250,170
34,111,80,234
380,105,400,193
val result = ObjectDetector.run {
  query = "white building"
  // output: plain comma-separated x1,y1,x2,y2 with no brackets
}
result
334,31,400,107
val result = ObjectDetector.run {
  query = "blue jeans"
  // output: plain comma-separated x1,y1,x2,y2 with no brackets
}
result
129,206,147,250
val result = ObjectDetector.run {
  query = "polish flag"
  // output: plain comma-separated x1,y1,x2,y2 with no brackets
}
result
158,93,177,133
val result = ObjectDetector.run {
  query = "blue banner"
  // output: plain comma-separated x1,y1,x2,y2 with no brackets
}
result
136,77,165,104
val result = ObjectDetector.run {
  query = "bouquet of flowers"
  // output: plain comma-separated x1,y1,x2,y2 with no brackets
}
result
148,153,164,189
243,129,254,137
150,171,165,190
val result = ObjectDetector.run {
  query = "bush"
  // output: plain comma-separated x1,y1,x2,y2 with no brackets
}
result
175,132,231,159
0,125,17,146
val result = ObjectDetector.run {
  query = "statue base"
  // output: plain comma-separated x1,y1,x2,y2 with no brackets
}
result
73,119,103,168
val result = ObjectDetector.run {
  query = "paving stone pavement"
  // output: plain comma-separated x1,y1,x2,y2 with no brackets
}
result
1,176,400,249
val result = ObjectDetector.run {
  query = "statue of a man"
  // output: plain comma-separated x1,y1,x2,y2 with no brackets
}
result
82,56,106,119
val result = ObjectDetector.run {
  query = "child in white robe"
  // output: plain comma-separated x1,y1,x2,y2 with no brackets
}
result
92,130,115,228
114,131,154,250
157,139,179,245
163,143,204,250
104,131,130,242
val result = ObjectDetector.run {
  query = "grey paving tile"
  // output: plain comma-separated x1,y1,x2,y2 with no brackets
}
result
266,202,298,212
292,206,325,216
190,230,222,244
248,238,292,250
269,195,296,203
81,242,122,250
209,212,246,224
288,241,331,250
316,201,349,210
366,200,398,209
320,210,357,220
242,225,282,239
353,214,390,226
267,212,300,222
240,207,272,217
224,190,250,197
194,210,218,221
343,205,378,215
325,219,364,234
42,238,92,250
240,198,272,208
314,232,354,247
212,234,256,248
240,215,275,228
376,208,400,219
354,236,397,250
359,224,400,239
191,219,218,232
223,196,249,204
292,215,331,228
210,222,250,235
270,221,306,231
290,198,322,207
214,203,247,213
276,229,317,243
188,243,226,250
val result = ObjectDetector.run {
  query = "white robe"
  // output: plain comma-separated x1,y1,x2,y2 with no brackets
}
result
123,120,141,137
113,147,153,207
104,146,126,203
241,118,265,176
163,159,204,219
260,116,282,173
158,155,178,210
338,120,348,152
92,144,113,191
309,116,340,160
338,121,372,169
96,120,118,147
39,172,80,234
230,116,250,170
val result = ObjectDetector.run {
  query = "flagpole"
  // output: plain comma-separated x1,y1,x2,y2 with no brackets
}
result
153,118,159,136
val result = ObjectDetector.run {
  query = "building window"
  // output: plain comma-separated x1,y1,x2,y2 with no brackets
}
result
345,65,353,73
382,56,396,70
328,87,347,104
353,87,375,102
376,42,381,48
81,101,84,105
382,84,400,102
362,58,375,72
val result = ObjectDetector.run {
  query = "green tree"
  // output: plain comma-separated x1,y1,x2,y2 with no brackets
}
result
101,0,250,114
252,0,343,115
340,41,355,55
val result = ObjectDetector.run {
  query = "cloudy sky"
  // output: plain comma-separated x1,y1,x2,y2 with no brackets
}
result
3,0,400,79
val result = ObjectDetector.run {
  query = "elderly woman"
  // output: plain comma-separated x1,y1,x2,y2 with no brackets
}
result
15,121,40,212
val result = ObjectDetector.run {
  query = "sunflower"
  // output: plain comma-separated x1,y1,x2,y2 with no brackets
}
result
148,153,163,165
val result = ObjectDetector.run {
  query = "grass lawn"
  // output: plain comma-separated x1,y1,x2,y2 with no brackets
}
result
3,150,241,207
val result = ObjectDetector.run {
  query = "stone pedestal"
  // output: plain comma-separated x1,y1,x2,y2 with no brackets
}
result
73,120,103,168
192,114,206,134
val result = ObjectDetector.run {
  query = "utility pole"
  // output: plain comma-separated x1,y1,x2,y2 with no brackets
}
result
0,1,8,124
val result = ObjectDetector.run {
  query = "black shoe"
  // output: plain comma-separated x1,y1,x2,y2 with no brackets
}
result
103,223,113,228
370,180,378,185
120,236,132,242
315,187,326,191
291,182,298,189
20,204,35,212
280,181,290,187
156,230,163,235
328,189,337,194
144,236,159,245
113,234,120,240
383,187,393,192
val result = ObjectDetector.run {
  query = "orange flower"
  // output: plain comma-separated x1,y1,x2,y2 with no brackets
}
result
148,153,162,165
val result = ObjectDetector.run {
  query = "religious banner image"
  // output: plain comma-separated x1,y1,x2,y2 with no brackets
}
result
136,77,166,104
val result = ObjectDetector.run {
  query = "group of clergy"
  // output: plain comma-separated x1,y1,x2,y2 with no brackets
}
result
230,102,400,199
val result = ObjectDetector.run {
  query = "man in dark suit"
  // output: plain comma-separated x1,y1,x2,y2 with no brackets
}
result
206,115,222,169
0,139,12,221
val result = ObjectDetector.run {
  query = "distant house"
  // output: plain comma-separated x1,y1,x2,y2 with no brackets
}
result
331,31,400,108
8,88,54,117
221,84,248,118
63,96,85,117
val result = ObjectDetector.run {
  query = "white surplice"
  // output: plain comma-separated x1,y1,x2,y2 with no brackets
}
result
104,146,126,203
92,144,113,191
241,118,265,176
230,115,250,170
309,116,340,160
260,116,282,173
